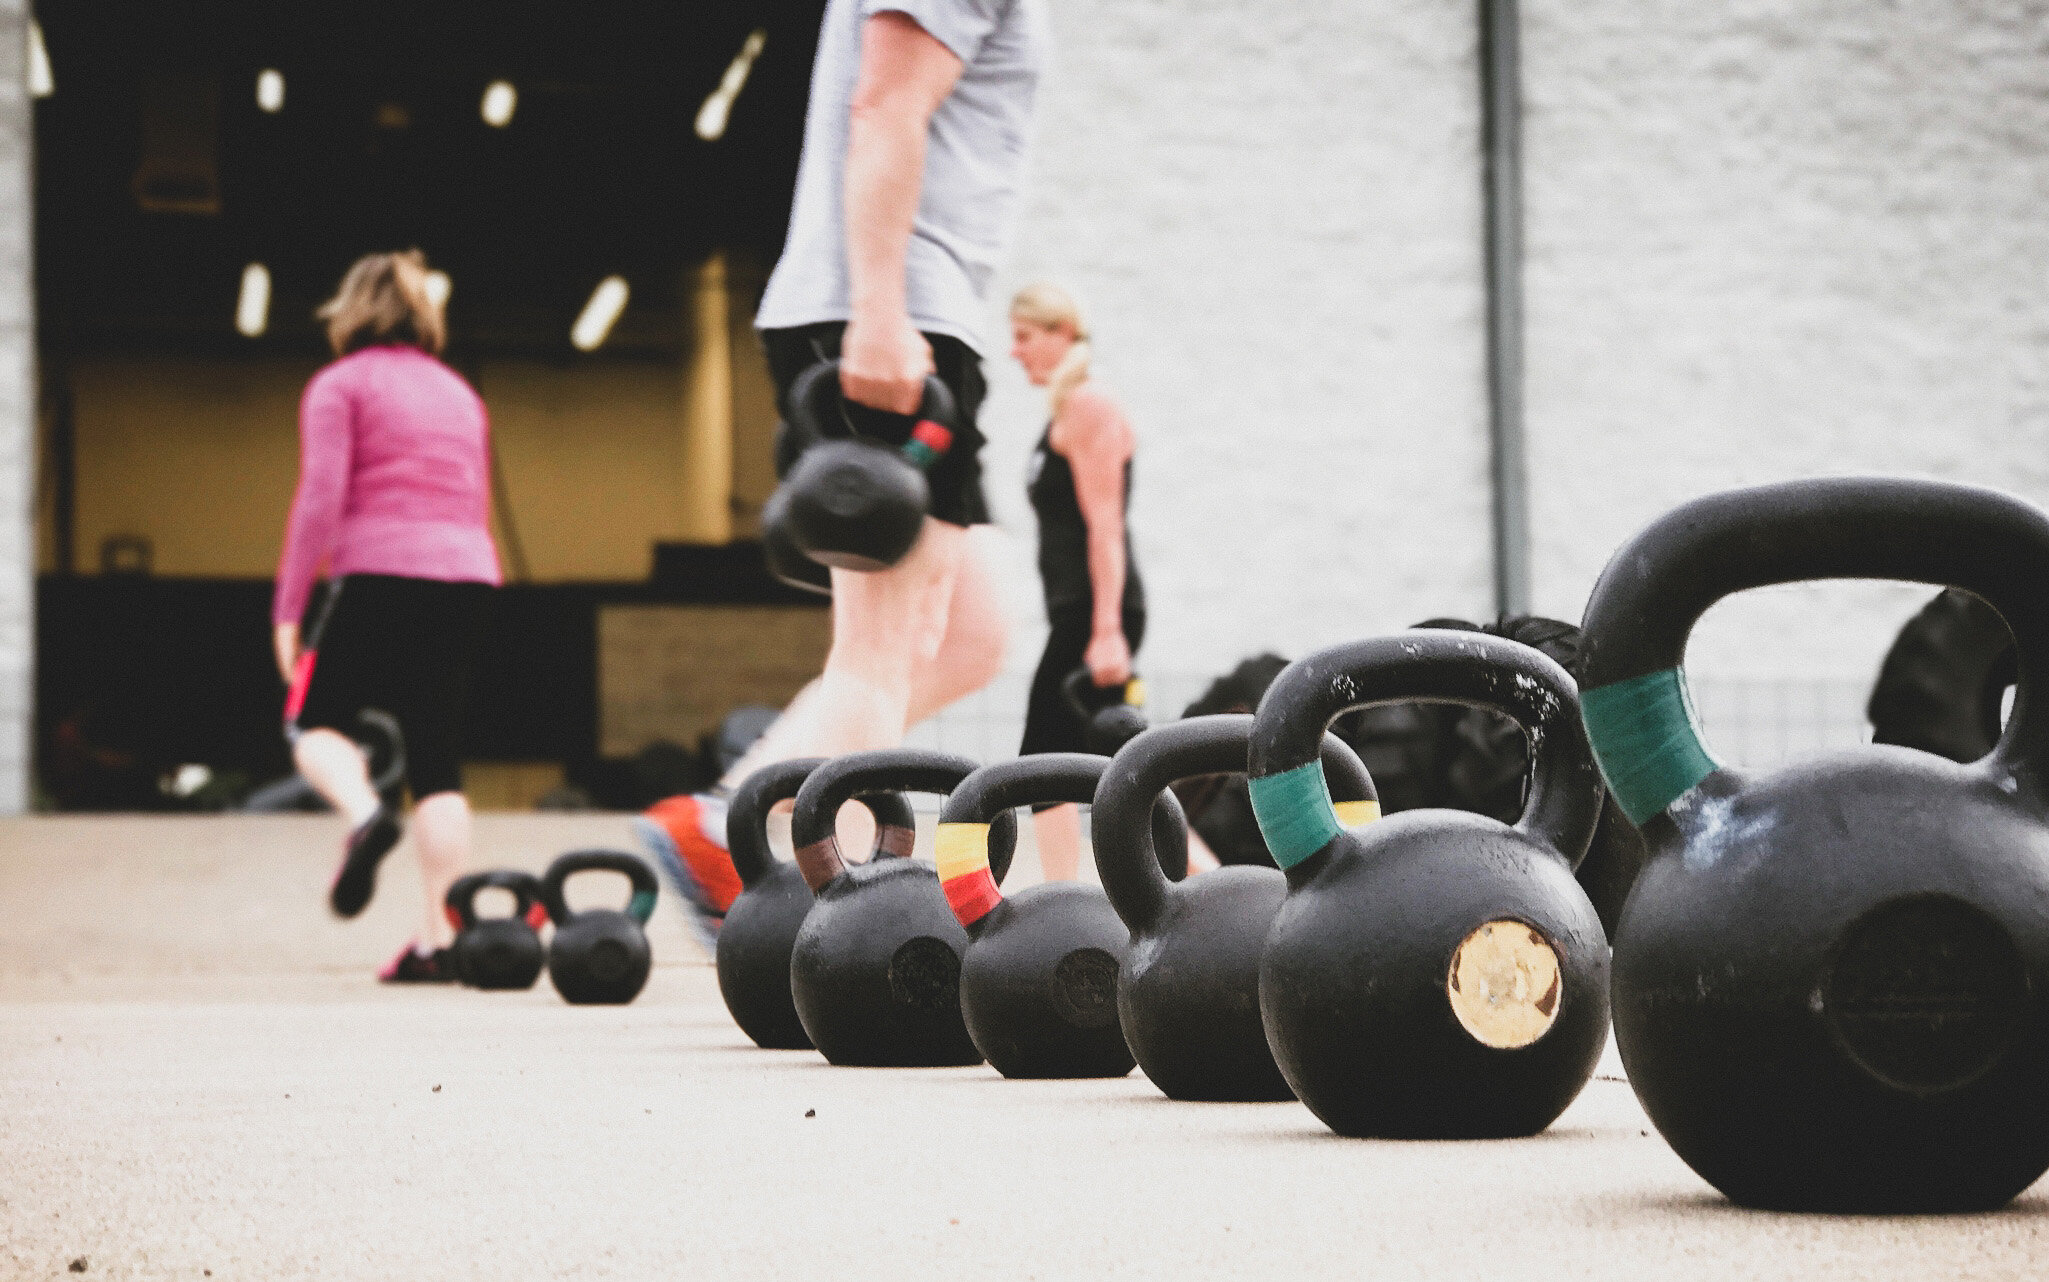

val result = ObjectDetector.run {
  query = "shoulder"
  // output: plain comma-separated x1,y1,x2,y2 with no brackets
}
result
1055,383,1131,445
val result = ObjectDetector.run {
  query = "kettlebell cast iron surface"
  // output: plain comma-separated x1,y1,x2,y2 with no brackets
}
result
790,749,1017,1067
1578,477,2049,1212
935,753,1187,1079
1247,632,1610,1138
718,759,920,1050
768,360,962,573
1094,715,1378,1102
444,870,548,991
541,851,659,1005
1060,669,1151,757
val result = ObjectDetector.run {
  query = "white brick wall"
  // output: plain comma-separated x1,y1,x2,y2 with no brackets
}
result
960,0,2049,699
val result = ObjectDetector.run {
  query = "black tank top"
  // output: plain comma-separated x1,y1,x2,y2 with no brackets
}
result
1027,424,1144,618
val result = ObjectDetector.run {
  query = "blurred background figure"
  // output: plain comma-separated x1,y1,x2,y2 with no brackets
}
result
274,249,500,983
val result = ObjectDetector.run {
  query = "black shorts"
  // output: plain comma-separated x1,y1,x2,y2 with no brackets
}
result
760,322,992,528
1019,601,1149,763
289,574,493,799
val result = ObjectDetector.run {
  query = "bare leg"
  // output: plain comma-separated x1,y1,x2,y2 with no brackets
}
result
1033,803,1082,881
294,728,380,823
412,791,471,948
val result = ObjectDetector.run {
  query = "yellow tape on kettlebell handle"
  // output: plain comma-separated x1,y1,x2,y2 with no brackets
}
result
1123,677,1146,708
936,822,1002,926
1333,799,1381,828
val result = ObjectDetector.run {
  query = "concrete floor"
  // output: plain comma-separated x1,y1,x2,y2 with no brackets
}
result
2,816,2046,1280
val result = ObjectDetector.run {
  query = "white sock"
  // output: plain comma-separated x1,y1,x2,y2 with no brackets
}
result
343,794,381,827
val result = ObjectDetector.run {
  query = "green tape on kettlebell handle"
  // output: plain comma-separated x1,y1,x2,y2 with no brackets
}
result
1249,760,1343,871
1580,667,1719,826
627,889,657,924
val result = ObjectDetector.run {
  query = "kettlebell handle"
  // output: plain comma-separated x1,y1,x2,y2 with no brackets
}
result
786,359,961,471
933,753,1189,928
1097,715,1378,931
726,757,919,887
540,850,660,927
1061,668,1143,722
790,748,1017,892
444,869,547,933
1579,478,2049,823
1247,632,1602,873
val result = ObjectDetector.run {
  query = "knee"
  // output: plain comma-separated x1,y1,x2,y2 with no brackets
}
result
944,608,1007,694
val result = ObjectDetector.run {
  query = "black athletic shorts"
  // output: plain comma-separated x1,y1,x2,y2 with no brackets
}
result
289,574,493,799
1019,602,1149,764
760,321,992,528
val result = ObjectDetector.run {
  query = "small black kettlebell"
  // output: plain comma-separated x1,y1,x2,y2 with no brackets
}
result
1580,477,2049,1212
1093,715,1377,1101
935,753,1187,1079
788,749,1017,1067
541,851,659,1005
717,759,919,1050
762,360,961,573
1247,631,1610,1138
444,870,548,991
1060,669,1149,756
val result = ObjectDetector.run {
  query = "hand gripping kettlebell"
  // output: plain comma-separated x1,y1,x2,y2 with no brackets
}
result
760,359,962,573
1060,669,1150,756
788,749,1017,1066
1093,715,1378,1101
1247,631,1610,1138
934,753,1187,1079
1579,477,2049,1212
541,851,659,1005
718,759,919,1050
444,870,549,990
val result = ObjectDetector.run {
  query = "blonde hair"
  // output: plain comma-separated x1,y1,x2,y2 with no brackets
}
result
1010,282,1091,417
316,249,445,357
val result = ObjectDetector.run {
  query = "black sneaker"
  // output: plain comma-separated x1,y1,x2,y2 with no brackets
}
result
378,941,455,984
329,808,402,918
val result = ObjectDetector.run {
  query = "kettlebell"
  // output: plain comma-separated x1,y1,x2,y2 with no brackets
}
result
935,753,1188,1078
1579,477,2049,1212
789,749,1018,1066
1094,715,1378,1101
444,869,548,990
1060,669,1150,756
541,850,659,1005
717,759,919,1050
1247,631,1610,1138
761,417,834,597
763,359,962,572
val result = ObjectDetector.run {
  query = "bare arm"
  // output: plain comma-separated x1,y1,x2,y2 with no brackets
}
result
840,12,963,414
1054,388,1138,685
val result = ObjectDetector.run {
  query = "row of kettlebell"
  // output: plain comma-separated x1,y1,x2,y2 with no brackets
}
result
445,850,659,1005
715,476,2049,1217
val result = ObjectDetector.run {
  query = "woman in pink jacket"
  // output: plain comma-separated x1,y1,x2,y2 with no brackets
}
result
273,250,501,983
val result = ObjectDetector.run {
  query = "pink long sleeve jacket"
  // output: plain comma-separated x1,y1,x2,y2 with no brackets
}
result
272,345,502,625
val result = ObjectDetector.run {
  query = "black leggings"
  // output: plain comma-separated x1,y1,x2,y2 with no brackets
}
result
1019,603,1148,759
290,574,493,798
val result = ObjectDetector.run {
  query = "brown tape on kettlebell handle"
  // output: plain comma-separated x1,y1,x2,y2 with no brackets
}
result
875,824,917,859
795,835,847,892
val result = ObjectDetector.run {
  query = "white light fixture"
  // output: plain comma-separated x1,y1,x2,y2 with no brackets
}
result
256,68,285,113
26,19,52,99
570,276,629,351
236,262,271,338
422,269,451,310
695,29,766,142
480,80,517,128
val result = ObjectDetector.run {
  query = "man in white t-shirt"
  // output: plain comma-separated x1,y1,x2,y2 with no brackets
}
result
641,0,1048,943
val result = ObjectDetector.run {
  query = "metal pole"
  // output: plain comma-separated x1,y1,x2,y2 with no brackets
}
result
1480,0,1530,617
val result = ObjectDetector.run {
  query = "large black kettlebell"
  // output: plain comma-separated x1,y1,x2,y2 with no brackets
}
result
935,753,1187,1078
1579,477,2049,1212
1094,715,1377,1101
1247,632,1610,1138
763,416,834,597
541,851,659,1005
789,749,1017,1066
1060,669,1149,756
762,360,962,573
718,759,919,1050
444,870,548,990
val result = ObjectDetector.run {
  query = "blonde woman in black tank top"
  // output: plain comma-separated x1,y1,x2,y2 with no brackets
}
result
1010,284,1148,880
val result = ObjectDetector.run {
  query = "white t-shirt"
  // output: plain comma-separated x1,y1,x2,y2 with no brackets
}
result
754,0,1048,356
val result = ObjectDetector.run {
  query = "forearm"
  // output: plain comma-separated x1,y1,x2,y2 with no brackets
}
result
1086,529,1126,636
843,107,924,320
